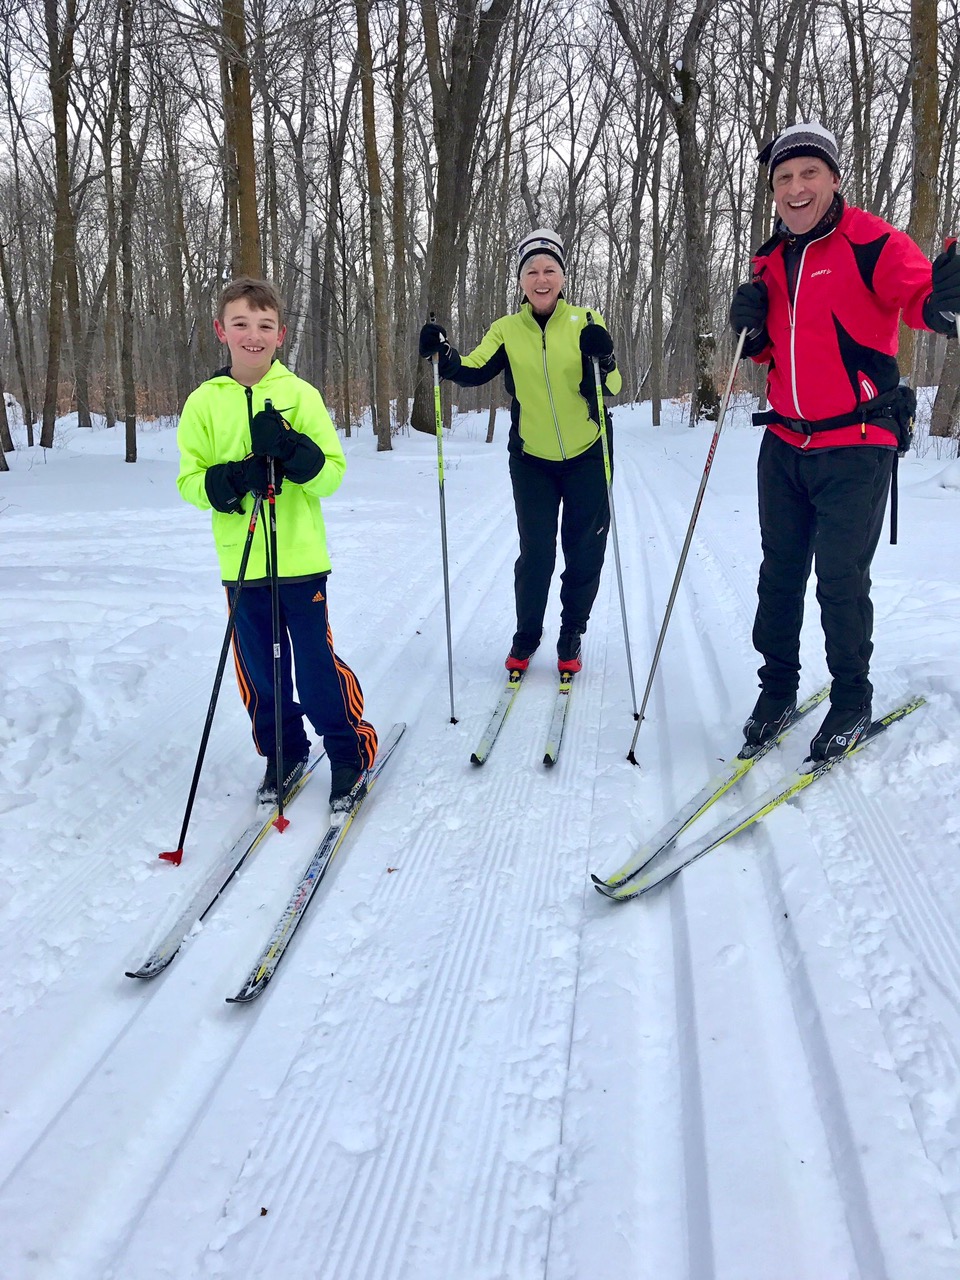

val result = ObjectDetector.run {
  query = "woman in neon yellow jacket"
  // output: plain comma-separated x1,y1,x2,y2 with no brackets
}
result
419,228,621,674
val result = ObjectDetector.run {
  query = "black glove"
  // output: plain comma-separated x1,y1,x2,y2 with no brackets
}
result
924,241,960,335
204,457,284,513
251,406,325,483
236,454,284,497
419,322,448,359
580,325,614,361
251,406,295,460
730,279,768,338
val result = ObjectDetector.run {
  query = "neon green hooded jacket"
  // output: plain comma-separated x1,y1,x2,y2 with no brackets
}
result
177,361,346,583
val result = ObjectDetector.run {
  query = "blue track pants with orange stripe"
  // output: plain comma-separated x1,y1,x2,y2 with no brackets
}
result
228,576,377,773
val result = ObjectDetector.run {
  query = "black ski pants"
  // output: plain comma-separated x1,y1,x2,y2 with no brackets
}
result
753,431,894,712
508,439,610,652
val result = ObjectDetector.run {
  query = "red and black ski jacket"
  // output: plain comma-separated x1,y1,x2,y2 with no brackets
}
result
749,200,934,450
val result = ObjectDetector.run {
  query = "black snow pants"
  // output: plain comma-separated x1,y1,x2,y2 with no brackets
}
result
753,430,894,712
508,438,610,652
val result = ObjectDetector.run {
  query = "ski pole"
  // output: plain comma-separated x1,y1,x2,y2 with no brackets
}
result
627,326,748,765
586,311,638,719
265,441,289,833
161,493,264,865
430,311,458,724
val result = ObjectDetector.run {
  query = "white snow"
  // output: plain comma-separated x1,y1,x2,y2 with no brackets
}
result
2,401,960,1279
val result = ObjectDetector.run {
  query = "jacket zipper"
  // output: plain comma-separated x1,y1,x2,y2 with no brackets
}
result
541,330,566,459
787,242,810,427
786,226,838,444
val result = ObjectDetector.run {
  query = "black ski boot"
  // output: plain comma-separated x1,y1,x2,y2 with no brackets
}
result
742,690,796,753
557,628,583,673
257,753,309,806
505,635,539,672
329,765,369,822
808,702,871,763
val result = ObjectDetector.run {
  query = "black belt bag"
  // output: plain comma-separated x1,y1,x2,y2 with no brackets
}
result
753,382,916,457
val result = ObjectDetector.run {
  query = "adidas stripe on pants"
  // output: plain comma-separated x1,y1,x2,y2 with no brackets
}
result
228,575,377,773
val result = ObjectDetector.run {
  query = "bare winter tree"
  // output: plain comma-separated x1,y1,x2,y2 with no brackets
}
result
410,0,517,434
0,0,957,454
607,0,720,423
355,0,392,451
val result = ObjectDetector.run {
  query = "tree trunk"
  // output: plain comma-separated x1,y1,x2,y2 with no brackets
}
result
119,0,137,462
0,372,13,458
902,0,941,384
40,0,79,449
930,340,960,441
0,236,35,436
355,0,393,451
390,0,410,429
607,0,720,424
221,0,261,277
650,107,667,425
411,0,516,434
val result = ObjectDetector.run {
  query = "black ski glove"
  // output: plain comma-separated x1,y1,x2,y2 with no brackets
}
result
730,279,768,337
419,322,449,359
923,241,960,335
251,405,295,459
580,325,614,361
250,406,324,483
204,457,284,513
282,433,324,484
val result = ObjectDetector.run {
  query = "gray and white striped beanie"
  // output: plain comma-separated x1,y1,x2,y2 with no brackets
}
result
760,122,841,188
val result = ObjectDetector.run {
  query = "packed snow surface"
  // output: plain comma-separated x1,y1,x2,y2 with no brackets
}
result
2,400,960,1279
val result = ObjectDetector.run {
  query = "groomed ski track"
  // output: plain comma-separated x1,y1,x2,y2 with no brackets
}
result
2,412,959,1279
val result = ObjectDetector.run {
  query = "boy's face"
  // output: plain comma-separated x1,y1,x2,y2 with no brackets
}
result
214,298,286,383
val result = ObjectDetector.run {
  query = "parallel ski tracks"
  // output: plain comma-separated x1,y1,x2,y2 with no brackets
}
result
197,665,608,1279
6,434,958,1276
832,750,960,1007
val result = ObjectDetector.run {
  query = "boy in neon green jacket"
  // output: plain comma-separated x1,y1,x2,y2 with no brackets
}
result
419,229,621,673
177,277,377,812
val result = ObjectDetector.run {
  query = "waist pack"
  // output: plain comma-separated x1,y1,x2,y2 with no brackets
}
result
753,381,916,457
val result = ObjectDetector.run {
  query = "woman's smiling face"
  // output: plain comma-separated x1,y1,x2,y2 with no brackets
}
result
520,255,565,316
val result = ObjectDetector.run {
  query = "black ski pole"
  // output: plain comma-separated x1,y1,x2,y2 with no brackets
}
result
260,398,290,832
627,326,748,765
586,312,638,719
430,311,458,723
265,447,289,831
161,492,264,865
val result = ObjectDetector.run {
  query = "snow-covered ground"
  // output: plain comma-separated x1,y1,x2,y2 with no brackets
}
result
2,396,960,1280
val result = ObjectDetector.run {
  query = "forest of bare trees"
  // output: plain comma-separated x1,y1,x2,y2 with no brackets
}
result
0,0,958,462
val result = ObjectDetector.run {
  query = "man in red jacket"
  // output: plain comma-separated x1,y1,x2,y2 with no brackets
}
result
730,122,960,761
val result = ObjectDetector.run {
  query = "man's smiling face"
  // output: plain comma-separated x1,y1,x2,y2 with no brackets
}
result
214,298,285,385
772,156,840,236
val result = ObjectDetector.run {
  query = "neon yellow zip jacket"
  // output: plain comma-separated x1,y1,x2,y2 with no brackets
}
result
176,361,346,583
438,299,622,461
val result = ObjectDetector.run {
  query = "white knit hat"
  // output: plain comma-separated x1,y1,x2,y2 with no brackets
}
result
517,228,566,276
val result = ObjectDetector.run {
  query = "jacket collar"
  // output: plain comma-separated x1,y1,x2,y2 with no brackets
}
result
209,358,289,385
755,195,845,260
520,297,569,326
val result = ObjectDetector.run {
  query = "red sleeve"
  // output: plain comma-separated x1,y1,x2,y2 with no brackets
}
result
873,228,934,331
